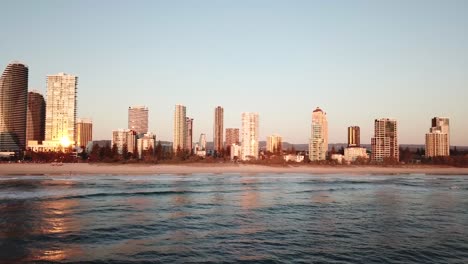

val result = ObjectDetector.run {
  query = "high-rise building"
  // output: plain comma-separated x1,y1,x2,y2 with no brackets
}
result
225,128,240,147
137,132,156,158
76,118,93,148
173,104,186,152
213,106,224,153
0,62,28,153
186,117,193,152
266,134,282,153
426,117,450,157
44,73,78,148
309,107,328,161
128,106,148,135
241,112,259,160
26,91,45,145
112,129,137,154
347,126,360,147
199,133,207,150
371,118,399,162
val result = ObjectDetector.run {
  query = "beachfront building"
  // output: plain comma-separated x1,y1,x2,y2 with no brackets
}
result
44,73,78,150
173,104,187,152
425,117,450,157
225,128,240,155
137,132,156,159
371,118,399,162
128,106,148,135
348,126,360,147
76,118,93,148
213,106,224,153
112,129,137,155
230,143,242,160
344,147,368,162
0,62,28,154
26,91,46,145
241,112,259,160
266,134,282,154
186,117,193,153
309,107,328,161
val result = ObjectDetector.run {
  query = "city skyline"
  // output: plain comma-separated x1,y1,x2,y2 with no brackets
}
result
1,1,467,145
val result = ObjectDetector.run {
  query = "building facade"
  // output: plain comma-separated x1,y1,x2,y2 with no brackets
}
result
112,129,137,155
371,118,399,162
0,62,28,153
26,91,46,144
347,126,360,147
225,128,240,146
173,104,187,152
128,106,148,135
241,112,259,160
266,134,282,153
76,118,93,148
185,117,193,152
309,107,328,161
426,117,450,157
213,106,224,153
137,132,156,159
44,73,78,148
344,147,368,162
199,133,207,150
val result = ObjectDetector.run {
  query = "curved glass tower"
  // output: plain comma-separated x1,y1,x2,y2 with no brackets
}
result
0,62,29,153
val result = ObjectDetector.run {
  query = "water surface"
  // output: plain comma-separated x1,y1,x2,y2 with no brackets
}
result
0,174,467,263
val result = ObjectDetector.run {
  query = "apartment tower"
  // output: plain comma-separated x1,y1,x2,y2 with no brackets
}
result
425,117,450,157
185,117,193,152
371,118,399,162
266,134,282,153
213,106,224,153
45,73,78,147
0,62,28,153
26,91,46,144
309,107,328,161
128,106,149,135
112,129,137,154
76,118,93,148
347,126,360,147
241,112,259,160
173,104,187,152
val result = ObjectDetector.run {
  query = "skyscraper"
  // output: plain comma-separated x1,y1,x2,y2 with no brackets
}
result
45,73,78,148
199,133,207,150
26,91,46,144
186,117,193,152
309,107,328,161
241,112,259,160
128,106,149,135
347,126,360,147
371,118,399,162
76,118,93,148
266,134,282,153
173,104,186,152
426,117,450,157
0,62,28,153
225,128,240,147
213,106,224,153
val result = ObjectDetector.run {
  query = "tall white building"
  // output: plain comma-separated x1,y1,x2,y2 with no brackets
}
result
128,106,148,135
371,118,399,162
173,104,187,152
426,117,450,157
241,112,259,160
309,107,328,161
112,129,137,155
266,134,282,153
44,73,78,148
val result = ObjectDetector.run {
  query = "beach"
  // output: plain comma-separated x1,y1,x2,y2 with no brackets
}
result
1,163,468,176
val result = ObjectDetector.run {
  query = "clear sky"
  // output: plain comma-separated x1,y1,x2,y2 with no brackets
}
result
1,0,467,145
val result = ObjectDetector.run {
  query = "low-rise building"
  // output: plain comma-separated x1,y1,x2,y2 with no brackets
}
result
344,147,368,162
137,132,156,159
283,154,305,163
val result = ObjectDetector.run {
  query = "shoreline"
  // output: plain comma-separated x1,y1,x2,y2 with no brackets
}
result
1,163,468,176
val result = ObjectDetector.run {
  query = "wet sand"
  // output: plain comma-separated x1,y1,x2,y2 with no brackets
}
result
1,163,467,176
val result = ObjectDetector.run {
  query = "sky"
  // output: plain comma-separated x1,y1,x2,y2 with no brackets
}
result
1,0,467,145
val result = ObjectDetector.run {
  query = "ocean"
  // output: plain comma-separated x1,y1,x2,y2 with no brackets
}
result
0,174,467,263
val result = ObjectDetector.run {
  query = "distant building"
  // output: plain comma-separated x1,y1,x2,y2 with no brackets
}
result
137,132,156,158
266,134,282,153
173,104,187,152
371,118,399,162
112,129,137,155
76,118,93,148
199,133,207,150
44,73,78,149
128,106,148,135
241,113,259,160
185,117,193,152
283,154,305,163
331,154,344,164
309,107,328,161
213,106,224,153
225,128,240,155
347,126,360,147
426,117,450,157
344,147,368,162
230,143,241,160
0,62,28,153
26,91,46,144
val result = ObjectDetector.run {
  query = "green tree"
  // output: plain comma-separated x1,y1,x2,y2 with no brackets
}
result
122,143,129,160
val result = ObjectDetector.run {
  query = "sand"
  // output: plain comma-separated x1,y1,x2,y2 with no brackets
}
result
1,163,468,176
